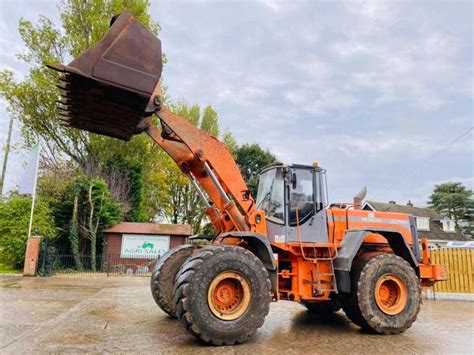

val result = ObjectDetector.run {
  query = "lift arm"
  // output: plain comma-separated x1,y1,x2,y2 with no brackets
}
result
145,104,264,234
47,11,265,235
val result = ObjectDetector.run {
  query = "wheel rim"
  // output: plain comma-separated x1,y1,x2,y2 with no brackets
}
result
207,271,251,320
374,273,407,315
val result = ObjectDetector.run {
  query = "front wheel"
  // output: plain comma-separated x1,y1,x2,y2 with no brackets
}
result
173,245,271,345
150,244,195,317
342,253,421,334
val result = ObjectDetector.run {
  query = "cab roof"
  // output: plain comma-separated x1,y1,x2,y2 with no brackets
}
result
259,163,325,175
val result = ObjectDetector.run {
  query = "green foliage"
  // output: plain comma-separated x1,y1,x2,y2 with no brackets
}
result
428,182,473,236
106,155,147,222
69,192,82,270
49,173,122,268
200,106,219,137
235,144,278,198
0,196,56,268
222,132,238,157
0,0,281,245
152,101,226,233
60,0,159,58
0,263,22,274
0,1,158,260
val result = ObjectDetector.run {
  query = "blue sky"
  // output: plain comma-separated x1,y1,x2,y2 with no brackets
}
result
1,0,473,206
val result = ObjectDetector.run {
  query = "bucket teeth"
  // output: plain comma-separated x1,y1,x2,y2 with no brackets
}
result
46,11,162,141
55,83,71,91
46,64,65,72
59,76,70,83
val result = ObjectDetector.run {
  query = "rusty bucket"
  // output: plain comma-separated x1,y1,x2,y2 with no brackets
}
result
48,11,162,140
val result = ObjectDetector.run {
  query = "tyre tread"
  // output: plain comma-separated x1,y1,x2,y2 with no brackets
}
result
174,245,271,345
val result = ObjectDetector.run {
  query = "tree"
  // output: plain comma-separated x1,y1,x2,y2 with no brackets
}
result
0,195,56,268
428,182,473,236
0,0,163,227
105,155,146,222
51,173,123,269
222,132,238,157
79,177,122,271
0,116,14,196
235,144,278,198
151,101,226,233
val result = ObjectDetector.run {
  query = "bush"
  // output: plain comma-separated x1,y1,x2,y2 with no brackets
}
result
0,195,56,269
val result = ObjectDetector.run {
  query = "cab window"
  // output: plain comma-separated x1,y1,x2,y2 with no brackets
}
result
289,169,314,225
256,168,284,224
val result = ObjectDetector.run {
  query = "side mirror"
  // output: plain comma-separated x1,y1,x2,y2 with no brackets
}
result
291,172,297,189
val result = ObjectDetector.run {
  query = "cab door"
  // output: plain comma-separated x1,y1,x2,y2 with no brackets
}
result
286,167,329,243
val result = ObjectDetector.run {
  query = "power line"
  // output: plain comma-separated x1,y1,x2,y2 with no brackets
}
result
404,126,473,181
368,126,474,203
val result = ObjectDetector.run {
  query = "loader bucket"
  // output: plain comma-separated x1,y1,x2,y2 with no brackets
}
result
48,11,162,140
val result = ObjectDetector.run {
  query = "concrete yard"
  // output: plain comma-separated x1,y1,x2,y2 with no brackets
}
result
0,275,472,354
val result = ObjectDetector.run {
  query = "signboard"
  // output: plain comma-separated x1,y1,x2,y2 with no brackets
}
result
120,234,170,259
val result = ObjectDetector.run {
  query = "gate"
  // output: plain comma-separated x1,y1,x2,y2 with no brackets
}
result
431,248,474,293
38,238,159,277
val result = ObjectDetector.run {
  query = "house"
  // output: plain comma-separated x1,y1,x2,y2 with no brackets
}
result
103,222,192,274
362,200,470,249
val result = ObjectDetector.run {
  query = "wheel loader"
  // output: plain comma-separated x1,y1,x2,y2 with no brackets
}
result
48,12,447,345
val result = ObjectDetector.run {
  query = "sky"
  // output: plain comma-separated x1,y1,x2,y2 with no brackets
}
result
0,0,473,207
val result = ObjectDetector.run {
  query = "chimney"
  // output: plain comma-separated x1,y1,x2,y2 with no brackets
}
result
407,200,413,207
388,200,396,205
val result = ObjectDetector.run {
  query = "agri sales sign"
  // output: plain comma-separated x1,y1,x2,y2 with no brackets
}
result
120,234,170,259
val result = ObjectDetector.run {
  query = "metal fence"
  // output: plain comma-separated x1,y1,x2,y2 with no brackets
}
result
38,252,159,277
431,248,474,293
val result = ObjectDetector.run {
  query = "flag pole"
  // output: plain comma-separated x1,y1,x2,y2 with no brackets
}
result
27,144,41,239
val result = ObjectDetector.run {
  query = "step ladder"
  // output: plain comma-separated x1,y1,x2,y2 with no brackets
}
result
311,245,338,296
294,208,338,296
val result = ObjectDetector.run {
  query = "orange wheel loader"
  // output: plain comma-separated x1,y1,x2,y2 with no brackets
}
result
48,12,447,345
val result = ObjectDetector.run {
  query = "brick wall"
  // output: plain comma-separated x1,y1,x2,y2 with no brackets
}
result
23,236,41,276
104,233,187,272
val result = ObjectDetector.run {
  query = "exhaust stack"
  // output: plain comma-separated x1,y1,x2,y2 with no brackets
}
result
48,11,162,140
353,186,367,209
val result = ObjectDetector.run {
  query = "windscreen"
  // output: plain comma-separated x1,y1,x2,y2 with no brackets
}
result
256,168,284,224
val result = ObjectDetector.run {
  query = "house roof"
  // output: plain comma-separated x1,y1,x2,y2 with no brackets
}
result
363,201,470,241
104,222,192,236
417,222,470,241
365,201,442,219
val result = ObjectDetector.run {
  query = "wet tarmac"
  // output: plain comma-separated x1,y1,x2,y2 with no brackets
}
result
0,275,472,353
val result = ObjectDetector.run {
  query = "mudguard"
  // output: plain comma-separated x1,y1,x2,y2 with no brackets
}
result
214,232,277,296
334,229,419,293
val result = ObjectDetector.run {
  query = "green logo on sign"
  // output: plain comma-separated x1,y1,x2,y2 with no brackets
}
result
142,242,154,249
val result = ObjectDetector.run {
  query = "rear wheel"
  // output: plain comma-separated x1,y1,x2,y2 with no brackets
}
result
174,245,271,345
150,244,195,317
342,253,421,334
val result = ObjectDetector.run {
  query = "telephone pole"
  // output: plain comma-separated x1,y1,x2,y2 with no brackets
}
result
0,116,14,196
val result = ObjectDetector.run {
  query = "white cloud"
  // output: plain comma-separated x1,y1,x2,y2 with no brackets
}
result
284,88,357,115
0,0,472,204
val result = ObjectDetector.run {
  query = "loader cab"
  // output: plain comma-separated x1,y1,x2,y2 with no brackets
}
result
256,164,329,244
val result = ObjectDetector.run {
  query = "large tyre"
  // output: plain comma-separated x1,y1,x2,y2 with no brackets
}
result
304,299,341,314
173,245,271,345
151,244,195,317
342,253,421,334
